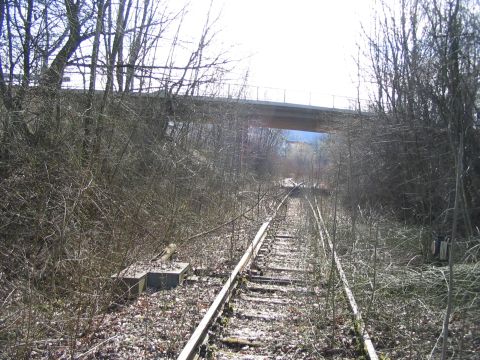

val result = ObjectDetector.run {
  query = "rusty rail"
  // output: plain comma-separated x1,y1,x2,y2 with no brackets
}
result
307,197,379,360
176,187,297,360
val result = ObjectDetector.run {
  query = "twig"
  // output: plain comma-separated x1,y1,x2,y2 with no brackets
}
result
75,335,119,359
184,189,272,242
2,288,16,308
428,330,444,360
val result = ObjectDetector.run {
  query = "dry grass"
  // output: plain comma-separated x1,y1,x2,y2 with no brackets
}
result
326,205,480,359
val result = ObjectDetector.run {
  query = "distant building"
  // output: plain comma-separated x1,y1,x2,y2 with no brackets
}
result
284,141,314,161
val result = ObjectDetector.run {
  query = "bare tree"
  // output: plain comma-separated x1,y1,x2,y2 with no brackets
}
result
0,0,94,143
324,0,480,357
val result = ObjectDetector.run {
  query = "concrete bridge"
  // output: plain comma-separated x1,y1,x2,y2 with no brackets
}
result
186,96,370,133
62,81,371,133
152,83,372,133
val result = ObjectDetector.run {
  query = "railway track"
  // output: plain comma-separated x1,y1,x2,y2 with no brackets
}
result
177,190,378,360
207,197,313,359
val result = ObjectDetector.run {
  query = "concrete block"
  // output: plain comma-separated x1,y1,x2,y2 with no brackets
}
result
111,266,148,298
147,262,191,290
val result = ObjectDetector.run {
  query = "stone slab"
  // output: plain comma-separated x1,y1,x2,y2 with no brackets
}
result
112,261,191,295
147,261,191,290
111,267,148,298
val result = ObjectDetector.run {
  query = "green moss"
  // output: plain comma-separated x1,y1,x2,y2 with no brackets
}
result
238,275,248,286
206,344,218,359
352,320,368,357
219,316,229,327
224,302,234,315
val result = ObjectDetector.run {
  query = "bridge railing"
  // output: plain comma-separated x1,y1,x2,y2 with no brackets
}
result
60,68,372,112
200,83,372,112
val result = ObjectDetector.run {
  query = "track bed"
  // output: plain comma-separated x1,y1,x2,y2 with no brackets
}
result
207,198,315,359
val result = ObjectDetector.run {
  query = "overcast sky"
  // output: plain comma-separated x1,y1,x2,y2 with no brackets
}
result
187,0,376,102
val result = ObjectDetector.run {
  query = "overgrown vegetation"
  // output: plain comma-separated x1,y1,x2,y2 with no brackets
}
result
0,0,285,357
328,0,480,230
316,0,480,358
